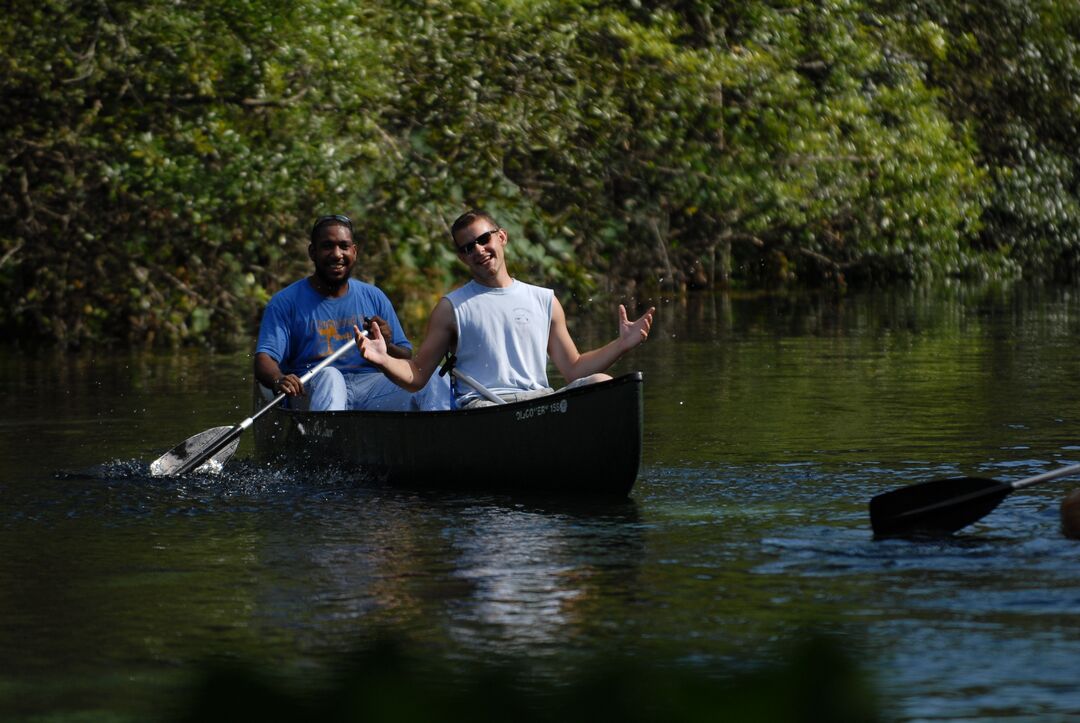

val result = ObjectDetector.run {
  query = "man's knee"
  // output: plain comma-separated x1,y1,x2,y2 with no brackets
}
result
564,373,611,391
307,367,348,411
415,373,454,411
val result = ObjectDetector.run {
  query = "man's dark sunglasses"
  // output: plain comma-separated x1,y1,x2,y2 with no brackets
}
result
311,214,353,240
456,228,499,256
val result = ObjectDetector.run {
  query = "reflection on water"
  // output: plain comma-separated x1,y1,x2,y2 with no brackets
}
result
4,286,1080,720
444,501,644,658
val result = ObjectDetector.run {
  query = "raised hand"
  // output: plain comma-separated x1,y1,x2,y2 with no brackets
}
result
364,314,392,340
354,323,389,367
618,304,655,350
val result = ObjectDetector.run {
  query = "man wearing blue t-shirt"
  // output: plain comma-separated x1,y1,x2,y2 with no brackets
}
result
254,214,448,411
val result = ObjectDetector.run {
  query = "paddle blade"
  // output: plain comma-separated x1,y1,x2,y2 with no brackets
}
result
869,476,1013,538
150,426,240,477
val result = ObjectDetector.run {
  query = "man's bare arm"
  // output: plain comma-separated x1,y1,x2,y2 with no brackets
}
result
548,301,655,381
357,298,456,392
254,351,305,398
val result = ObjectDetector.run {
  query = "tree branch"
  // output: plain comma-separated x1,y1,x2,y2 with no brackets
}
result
0,241,23,270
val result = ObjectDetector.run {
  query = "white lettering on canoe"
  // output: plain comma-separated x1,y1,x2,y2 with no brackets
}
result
514,398,569,421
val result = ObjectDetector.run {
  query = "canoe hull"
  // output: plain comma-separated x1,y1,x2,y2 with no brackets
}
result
253,372,644,497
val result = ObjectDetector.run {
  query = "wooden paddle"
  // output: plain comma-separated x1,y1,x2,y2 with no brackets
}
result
869,462,1080,537
150,337,360,477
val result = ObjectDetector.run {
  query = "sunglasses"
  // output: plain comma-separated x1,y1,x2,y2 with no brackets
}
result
311,214,353,240
456,228,500,256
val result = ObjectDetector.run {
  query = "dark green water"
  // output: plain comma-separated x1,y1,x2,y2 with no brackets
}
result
4,285,1080,720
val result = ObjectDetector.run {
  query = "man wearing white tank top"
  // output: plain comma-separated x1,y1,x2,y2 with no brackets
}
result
355,209,655,408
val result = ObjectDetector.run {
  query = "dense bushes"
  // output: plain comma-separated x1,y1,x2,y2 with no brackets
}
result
884,0,1080,279
1,0,1077,347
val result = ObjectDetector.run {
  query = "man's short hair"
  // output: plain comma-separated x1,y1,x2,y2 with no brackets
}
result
450,210,498,240
310,214,353,243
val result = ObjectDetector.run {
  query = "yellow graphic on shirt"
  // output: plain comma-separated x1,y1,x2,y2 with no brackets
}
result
315,317,361,357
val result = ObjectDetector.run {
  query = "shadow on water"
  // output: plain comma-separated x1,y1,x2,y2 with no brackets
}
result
173,632,883,723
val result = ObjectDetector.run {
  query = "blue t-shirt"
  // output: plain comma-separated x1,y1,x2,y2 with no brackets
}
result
256,278,411,375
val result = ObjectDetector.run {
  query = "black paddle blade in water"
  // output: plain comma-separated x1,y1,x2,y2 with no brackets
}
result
149,425,241,477
869,476,1014,538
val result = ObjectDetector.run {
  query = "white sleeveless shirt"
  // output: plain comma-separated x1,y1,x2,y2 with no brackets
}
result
445,280,553,405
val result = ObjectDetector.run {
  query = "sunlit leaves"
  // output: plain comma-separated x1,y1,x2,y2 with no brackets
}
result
1,0,393,346
885,0,1080,278
2,0,1077,346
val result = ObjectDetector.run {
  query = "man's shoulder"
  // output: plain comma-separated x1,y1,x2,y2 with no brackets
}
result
272,277,305,292
447,280,553,308
346,277,386,292
347,278,393,302
445,280,478,303
267,277,313,305
505,280,554,306
511,279,552,295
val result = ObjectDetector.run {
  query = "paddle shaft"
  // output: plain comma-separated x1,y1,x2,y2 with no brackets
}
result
254,335,360,421
451,368,506,405
1011,462,1080,490
168,336,360,475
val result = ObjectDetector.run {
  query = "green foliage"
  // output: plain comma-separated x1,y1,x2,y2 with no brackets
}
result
884,0,1080,278
1,0,392,346
2,0,1077,346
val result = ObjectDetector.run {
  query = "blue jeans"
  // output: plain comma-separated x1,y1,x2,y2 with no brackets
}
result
271,369,453,411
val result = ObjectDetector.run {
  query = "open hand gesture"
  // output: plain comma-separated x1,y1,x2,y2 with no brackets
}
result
355,323,389,367
618,304,655,351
